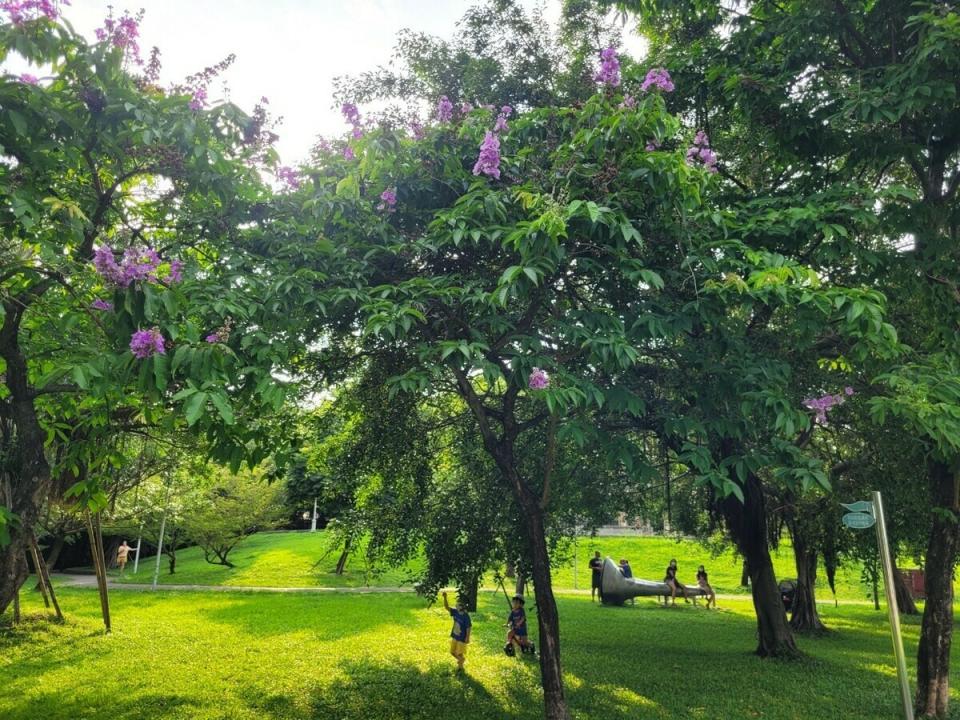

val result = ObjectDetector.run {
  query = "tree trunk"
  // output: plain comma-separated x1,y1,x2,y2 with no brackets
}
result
460,574,479,613
0,321,54,615
167,551,177,575
524,506,570,720
85,512,111,632
720,472,798,657
891,557,919,616
335,536,352,575
30,533,62,621
789,524,825,633
915,460,960,718
44,534,67,572
740,562,750,588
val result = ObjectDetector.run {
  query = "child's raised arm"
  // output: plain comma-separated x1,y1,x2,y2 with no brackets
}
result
442,591,451,611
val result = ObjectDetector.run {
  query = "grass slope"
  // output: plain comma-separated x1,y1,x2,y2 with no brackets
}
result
112,531,875,601
2,587,954,720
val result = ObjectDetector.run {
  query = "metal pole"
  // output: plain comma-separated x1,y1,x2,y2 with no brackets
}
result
311,497,318,532
872,491,914,720
132,533,142,574
152,510,166,591
572,532,577,590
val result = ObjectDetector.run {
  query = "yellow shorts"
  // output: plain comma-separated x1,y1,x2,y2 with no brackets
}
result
450,640,468,657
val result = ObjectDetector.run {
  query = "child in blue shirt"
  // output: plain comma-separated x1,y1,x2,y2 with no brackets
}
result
442,591,471,670
504,595,535,656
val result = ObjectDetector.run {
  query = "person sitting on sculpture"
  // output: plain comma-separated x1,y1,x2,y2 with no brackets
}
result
664,558,691,605
619,558,635,604
697,564,716,609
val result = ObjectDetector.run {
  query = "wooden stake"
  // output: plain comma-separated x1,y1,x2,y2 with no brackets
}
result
86,511,111,633
12,588,20,624
30,533,63,621
28,541,51,609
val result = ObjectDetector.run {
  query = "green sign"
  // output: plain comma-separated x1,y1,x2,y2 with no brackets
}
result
841,500,874,514
842,511,877,529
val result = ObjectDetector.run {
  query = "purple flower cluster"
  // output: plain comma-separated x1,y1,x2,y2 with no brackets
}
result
803,387,855,425
378,188,397,212
205,317,234,344
188,86,207,111
493,105,512,134
686,130,718,173
1,0,65,25
130,328,166,359
460,101,474,114
645,140,661,152
341,102,361,126
342,146,355,160
95,10,142,64
91,299,113,311
19,73,38,85
595,47,621,87
277,165,301,190
409,118,426,140
472,131,501,180
528,367,550,390
93,246,183,287
641,68,674,93
619,95,637,109
436,95,454,123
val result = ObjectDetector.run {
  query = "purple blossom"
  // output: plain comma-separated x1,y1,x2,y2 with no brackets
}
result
595,47,621,87
528,367,550,390
342,146,355,160
351,126,363,139
409,119,426,140
460,102,474,114
130,328,166,359
619,95,637,109
802,391,851,426
687,129,718,173
472,131,501,180
493,114,509,133
18,73,39,85
845,386,855,396
95,10,142,64
645,140,661,152
91,299,113,311
641,68,675,93
189,86,207,111
499,105,513,118
341,102,361,126
1,0,65,25
205,333,220,343
378,188,397,212
277,165,301,190
166,259,184,283
93,246,125,285
436,95,454,123
205,317,233,344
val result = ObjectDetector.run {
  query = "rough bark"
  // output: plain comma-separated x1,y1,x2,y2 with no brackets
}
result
335,537,352,575
720,472,798,657
460,574,479,613
915,460,959,718
86,512,111,632
789,525,826,633
740,562,750,588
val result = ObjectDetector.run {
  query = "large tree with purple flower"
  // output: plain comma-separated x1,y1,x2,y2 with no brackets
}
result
0,9,299,612
275,41,895,717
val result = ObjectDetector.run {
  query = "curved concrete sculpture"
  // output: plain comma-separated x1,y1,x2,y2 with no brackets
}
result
600,557,705,605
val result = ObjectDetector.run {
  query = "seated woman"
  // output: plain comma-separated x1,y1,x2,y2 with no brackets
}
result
696,564,716,609
664,558,690,605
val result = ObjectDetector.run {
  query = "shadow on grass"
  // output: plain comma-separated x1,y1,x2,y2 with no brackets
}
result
0,691,194,720
239,659,540,720
197,592,427,641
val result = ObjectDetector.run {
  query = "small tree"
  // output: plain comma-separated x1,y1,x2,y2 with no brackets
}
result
183,471,284,568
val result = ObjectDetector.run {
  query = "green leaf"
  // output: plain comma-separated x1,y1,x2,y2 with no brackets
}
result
184,391,208,426
8,110,27,136
209,392,236,425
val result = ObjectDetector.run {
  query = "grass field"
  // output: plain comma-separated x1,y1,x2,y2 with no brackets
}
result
110,531,877,601
2,586,955,720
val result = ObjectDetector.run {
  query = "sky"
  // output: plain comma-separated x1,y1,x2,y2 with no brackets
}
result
8,1,645,164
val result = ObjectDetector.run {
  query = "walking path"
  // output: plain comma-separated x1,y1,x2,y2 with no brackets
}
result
54,573,413,594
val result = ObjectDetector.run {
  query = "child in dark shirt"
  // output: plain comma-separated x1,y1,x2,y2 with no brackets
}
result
504,595,535,656
697,564,716,609
442,591,472,670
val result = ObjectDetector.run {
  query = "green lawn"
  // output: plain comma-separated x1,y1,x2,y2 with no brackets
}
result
110,530,876,601
2,586,955,719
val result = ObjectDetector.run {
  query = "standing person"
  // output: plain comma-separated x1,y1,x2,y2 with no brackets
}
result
664,558,690,606
504,595,535,656
442,591,471,671
697,564,716,609
116,540,132,575
619,558,635,605
589,551,604,602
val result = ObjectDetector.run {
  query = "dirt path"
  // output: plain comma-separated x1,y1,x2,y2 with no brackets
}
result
53,573,414,593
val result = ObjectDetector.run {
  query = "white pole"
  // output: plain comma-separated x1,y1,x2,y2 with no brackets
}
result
151,510,166,591
572,532,578,590
311,497,318,532
872,491,914,720
132,533,142,574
